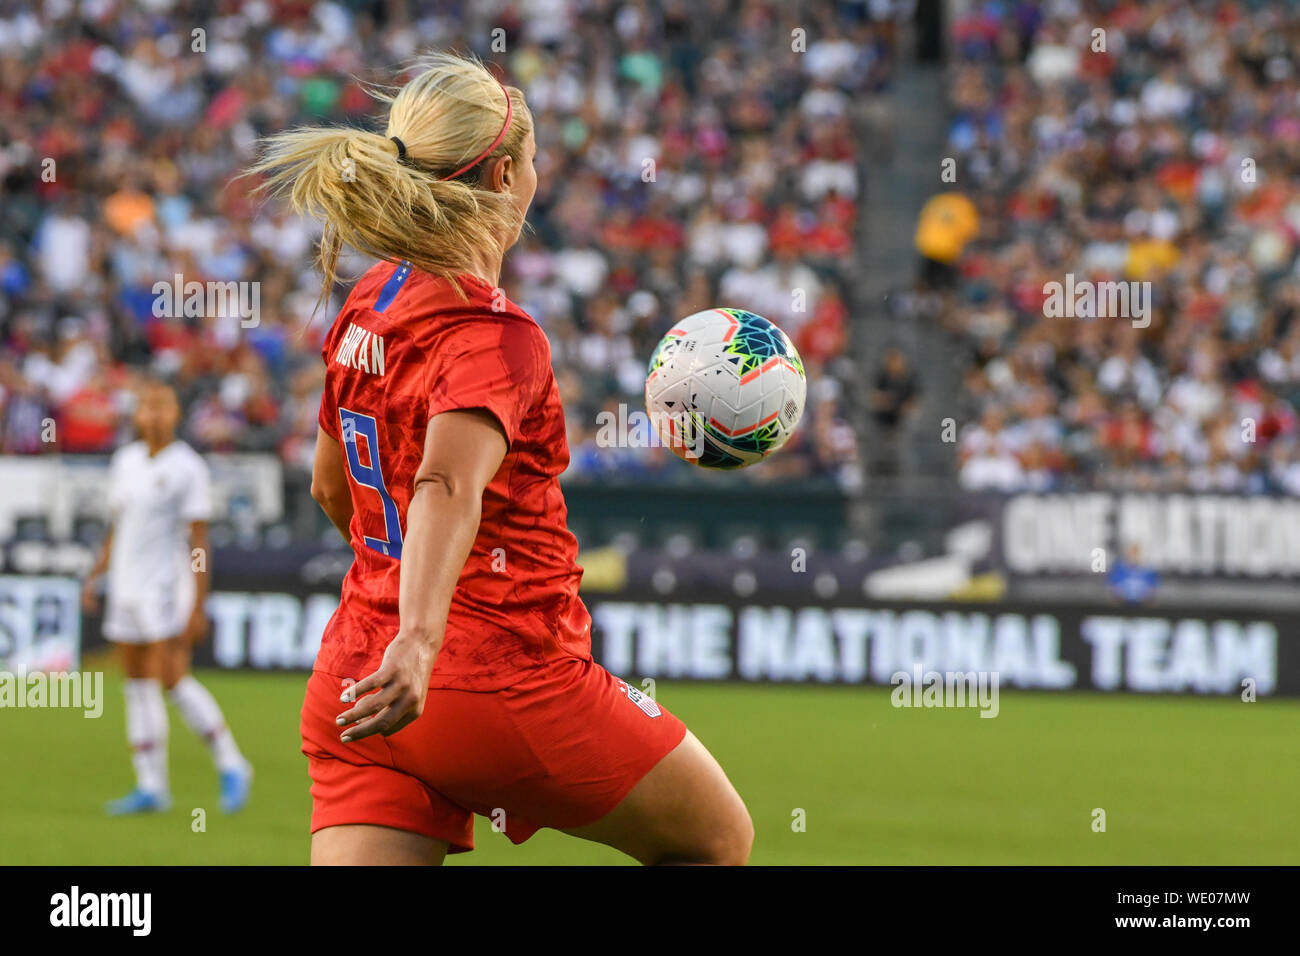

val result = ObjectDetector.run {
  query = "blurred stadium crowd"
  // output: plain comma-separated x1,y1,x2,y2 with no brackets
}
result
0,0,891,491
938,0,1300,494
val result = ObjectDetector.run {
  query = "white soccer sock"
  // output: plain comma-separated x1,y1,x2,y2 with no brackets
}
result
168,675,246,773
123,679,169,796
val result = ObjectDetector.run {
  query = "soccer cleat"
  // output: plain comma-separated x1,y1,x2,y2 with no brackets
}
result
105,789,171,816
219,763,253,814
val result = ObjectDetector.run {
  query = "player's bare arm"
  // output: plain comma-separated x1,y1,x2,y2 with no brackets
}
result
334,408,507,743
310,427,353,541
81,525,113,613
180,520,211,645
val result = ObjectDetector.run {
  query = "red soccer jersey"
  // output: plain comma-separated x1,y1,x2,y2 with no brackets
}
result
315,261,591,690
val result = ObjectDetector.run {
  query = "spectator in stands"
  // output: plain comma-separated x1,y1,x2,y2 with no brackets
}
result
958,404,1025,491
937,0,1300,492
914,191,979,290
0,0,890,499
869,347,920,475
1107,543,1160,606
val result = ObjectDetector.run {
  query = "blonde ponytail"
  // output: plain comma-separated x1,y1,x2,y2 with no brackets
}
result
248,53,532,309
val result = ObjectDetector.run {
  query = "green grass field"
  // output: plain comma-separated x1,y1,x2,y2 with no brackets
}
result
3,660,1297,865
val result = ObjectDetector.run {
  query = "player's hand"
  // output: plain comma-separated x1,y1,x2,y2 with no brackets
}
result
335,632,438,743
181,606,209,645
80,578,99,613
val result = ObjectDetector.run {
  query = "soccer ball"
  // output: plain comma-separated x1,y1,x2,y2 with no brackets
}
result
644,308,806,469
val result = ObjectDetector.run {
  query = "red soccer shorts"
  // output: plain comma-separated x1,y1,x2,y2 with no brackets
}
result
300,654,687,853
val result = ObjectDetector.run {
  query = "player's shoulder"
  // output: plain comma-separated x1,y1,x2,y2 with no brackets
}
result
444,305,546,347
109,440,147,468
410,273,534,325
401,272,546,350
332,262,522,332
440,309,551,379
164,440,210,474
331,262,548,368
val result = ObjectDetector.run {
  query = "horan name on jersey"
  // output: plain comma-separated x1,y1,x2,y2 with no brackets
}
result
333,322,386,376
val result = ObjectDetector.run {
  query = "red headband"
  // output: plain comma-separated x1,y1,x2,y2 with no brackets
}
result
441,80,514,182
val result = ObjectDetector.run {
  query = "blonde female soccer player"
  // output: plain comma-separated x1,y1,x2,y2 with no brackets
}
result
252,53,752,865
83,379,252,815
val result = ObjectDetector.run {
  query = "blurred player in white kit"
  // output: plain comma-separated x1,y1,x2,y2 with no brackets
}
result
82,379,252,815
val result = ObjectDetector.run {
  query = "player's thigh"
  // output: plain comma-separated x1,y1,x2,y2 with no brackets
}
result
116,640,165,680
311,824,449,866
160,637,192,690
563,729,753,866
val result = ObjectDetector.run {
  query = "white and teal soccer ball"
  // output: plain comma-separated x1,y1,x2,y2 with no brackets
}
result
644,308,807,469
